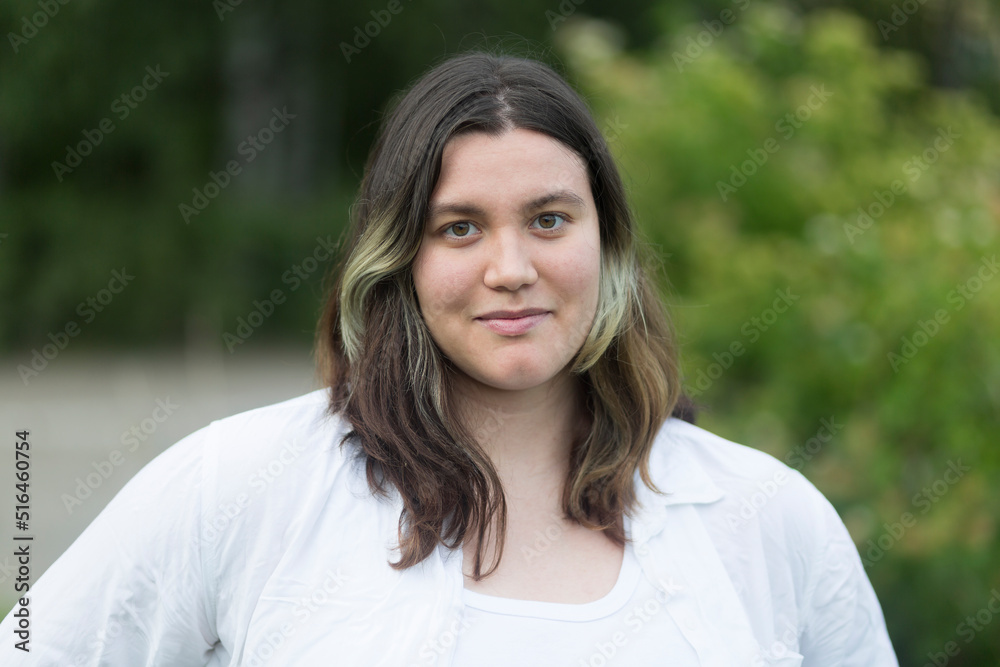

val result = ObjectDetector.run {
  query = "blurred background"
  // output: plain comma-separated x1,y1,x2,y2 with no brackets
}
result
1,0,999,663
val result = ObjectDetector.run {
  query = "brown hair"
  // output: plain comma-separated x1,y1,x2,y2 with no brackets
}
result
315,51,692,580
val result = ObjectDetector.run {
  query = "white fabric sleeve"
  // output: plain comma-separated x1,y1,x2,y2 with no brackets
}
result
798,489,899,667
0,425,219,666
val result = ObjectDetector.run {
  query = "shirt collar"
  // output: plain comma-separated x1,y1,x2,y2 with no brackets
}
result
630,418,725,544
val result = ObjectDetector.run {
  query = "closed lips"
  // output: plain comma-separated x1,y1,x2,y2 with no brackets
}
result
477,309,548,319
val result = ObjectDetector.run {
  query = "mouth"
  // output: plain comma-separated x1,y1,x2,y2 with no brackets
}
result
475,308,549,320
475,310,550,336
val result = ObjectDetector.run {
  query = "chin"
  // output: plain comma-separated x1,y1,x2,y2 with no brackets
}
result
471,365,564,392
489,377,552,392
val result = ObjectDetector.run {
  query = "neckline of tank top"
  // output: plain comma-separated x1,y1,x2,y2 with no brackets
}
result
461,540,643,622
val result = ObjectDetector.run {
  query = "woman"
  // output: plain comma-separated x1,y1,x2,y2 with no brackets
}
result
1,52,897,665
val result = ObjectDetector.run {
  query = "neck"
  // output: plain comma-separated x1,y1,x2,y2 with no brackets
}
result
450,369,590,500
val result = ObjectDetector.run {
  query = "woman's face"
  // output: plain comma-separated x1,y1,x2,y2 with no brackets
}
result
412,128,601,394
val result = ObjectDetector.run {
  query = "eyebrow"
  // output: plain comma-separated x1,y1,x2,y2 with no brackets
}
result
426,190,588,221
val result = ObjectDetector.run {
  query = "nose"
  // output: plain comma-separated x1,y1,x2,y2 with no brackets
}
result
483,227,538,291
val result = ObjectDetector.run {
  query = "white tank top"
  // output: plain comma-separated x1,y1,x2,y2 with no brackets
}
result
452,540,701,665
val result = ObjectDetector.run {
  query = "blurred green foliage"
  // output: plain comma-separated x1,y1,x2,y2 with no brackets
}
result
559,6,999,665
0,0,670,351
2,0,999,664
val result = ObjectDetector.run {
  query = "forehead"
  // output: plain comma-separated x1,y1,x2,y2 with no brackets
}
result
430,128,591,205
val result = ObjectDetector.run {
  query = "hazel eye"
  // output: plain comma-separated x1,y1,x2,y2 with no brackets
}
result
534,213,566,230
444,221,478,238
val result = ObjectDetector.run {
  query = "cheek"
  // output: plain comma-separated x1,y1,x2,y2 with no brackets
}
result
413,248,476,324
553,239,602,305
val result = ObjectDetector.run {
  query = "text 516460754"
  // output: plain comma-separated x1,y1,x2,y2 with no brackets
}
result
12,430,32,653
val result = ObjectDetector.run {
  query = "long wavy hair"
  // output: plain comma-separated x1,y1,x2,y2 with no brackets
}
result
315,51,693,580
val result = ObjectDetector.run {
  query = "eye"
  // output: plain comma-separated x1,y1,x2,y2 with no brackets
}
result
443,221,479,238
532,213,567,231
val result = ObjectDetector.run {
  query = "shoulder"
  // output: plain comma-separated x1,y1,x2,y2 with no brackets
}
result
192,388,369,528
653,417,794,483
645,419,848,606
649,417,835,533
61,390,350,538
100,388,361,554
645,418,898,662
196,388,355,486
201,387,345,451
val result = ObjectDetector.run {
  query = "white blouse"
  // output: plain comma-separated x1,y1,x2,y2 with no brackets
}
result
0,389,899,666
